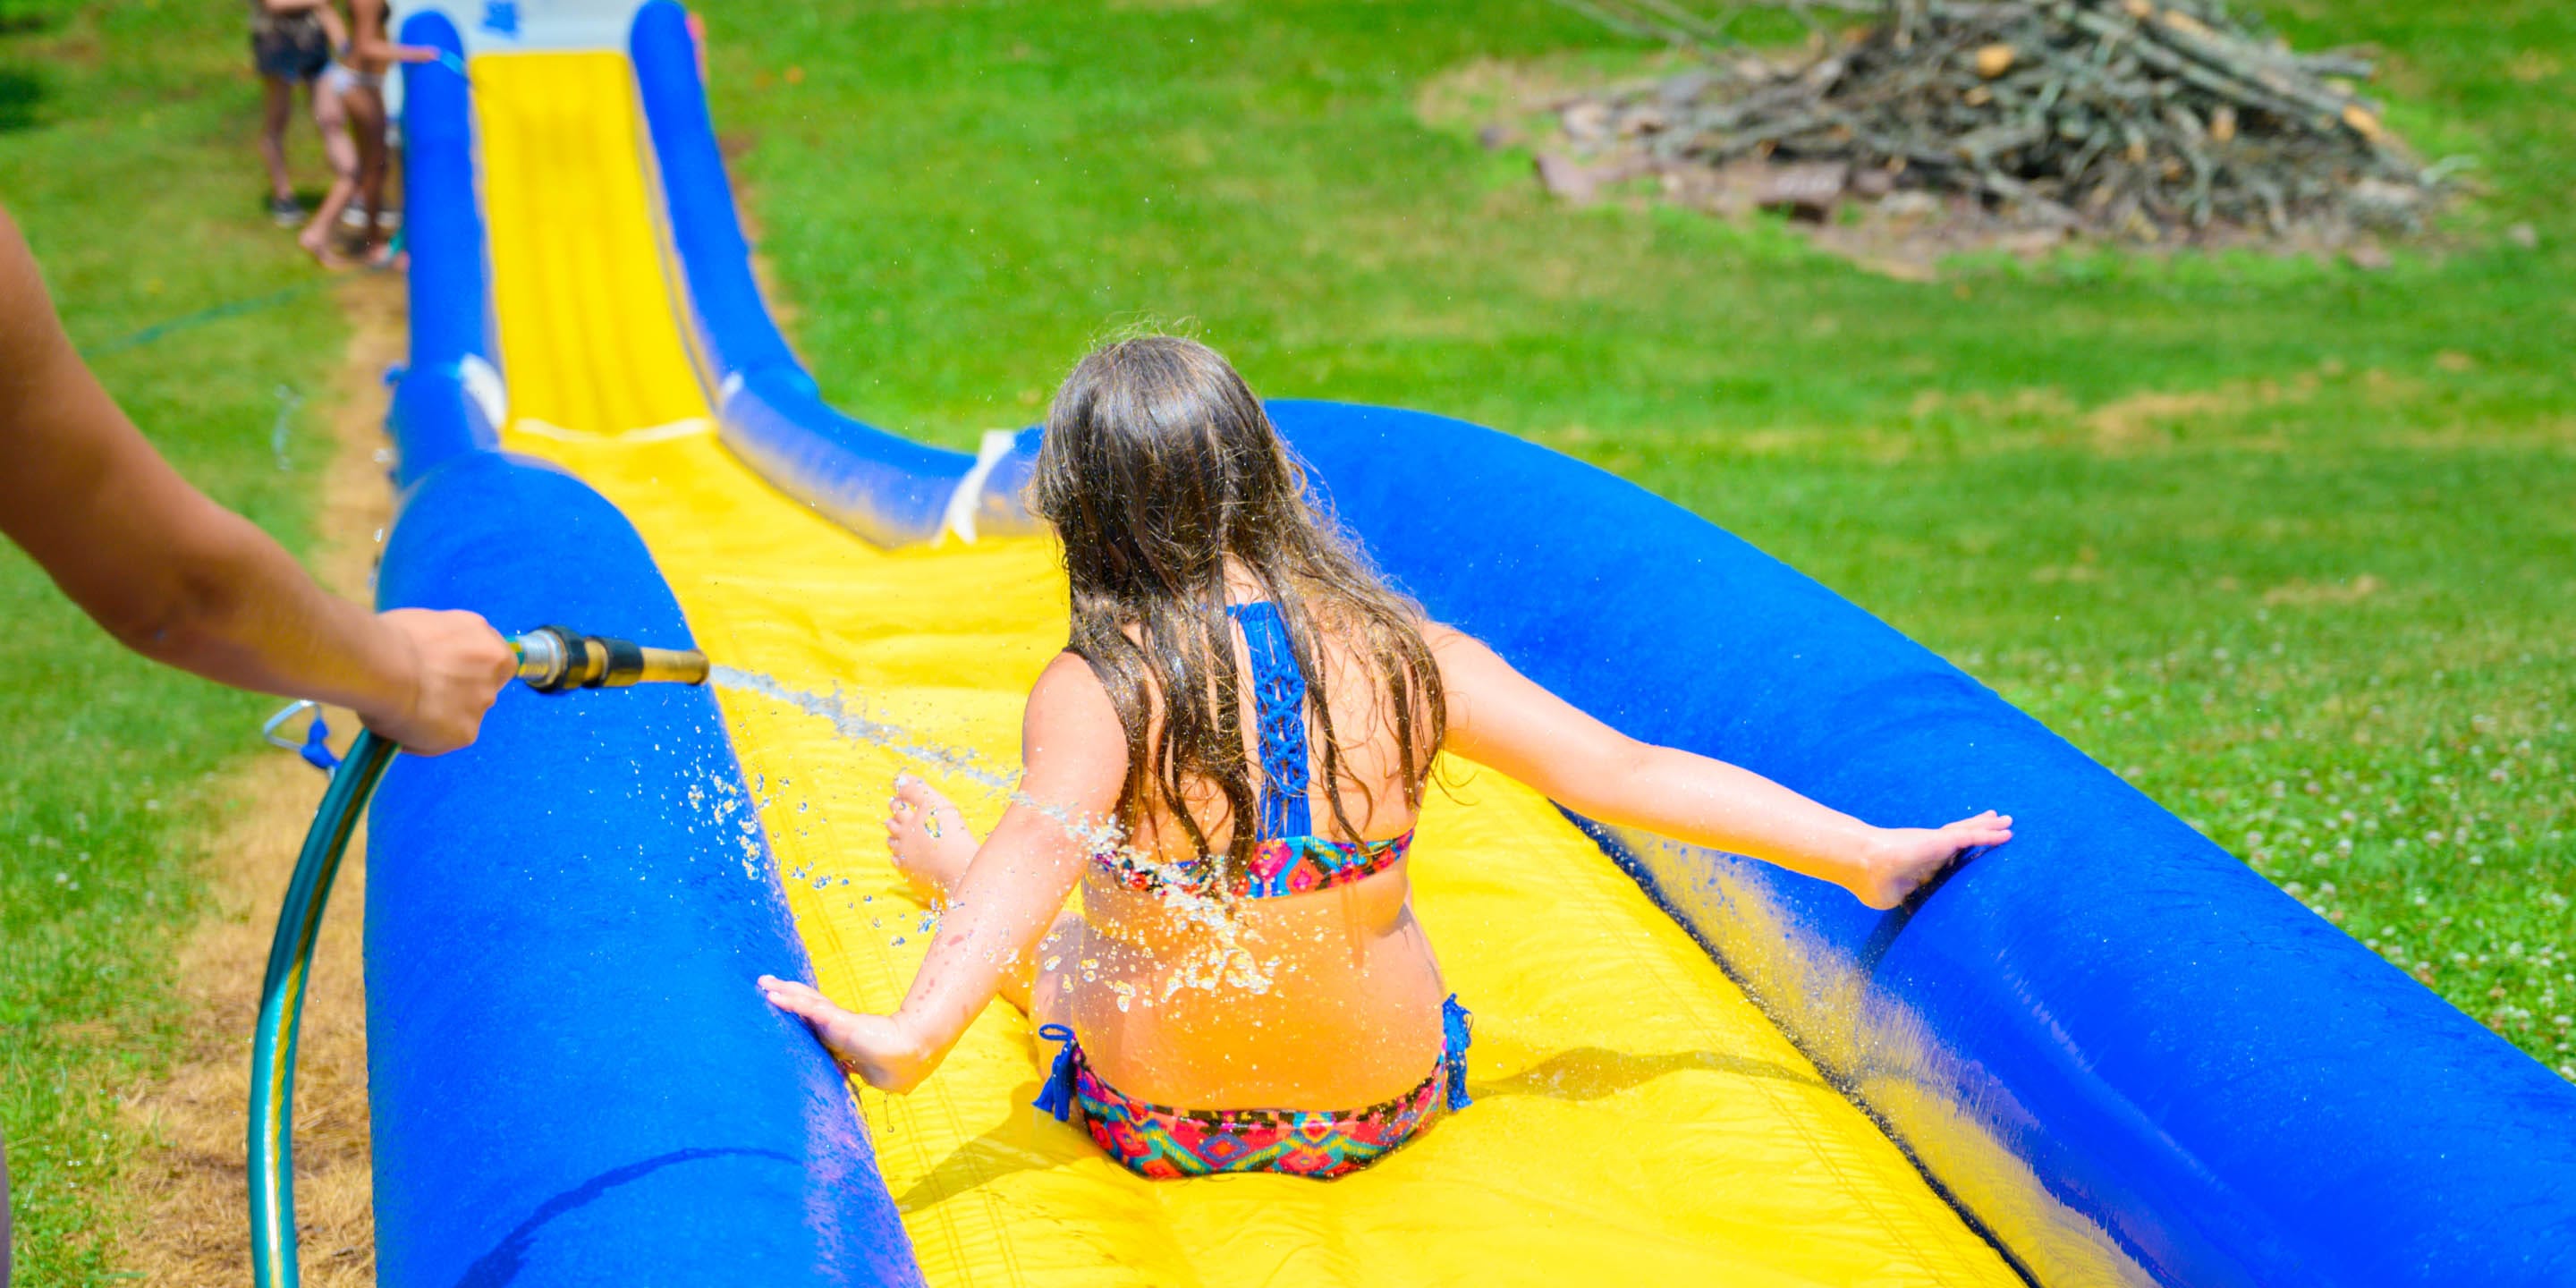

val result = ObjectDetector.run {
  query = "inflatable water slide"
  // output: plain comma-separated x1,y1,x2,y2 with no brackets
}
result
354,2,2576,1283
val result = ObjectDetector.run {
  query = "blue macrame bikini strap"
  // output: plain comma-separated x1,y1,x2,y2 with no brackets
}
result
1441,994,1474,1112
1033,1023,1080,1123
1226,601,1312,840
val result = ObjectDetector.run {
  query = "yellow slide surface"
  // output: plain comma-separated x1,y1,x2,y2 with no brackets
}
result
471,52,2020,1288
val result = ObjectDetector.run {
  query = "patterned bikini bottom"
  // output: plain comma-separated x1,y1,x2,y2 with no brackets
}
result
1034,996,1472,1181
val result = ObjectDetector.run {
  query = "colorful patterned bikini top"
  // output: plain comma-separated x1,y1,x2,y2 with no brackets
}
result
1092,601,1415,901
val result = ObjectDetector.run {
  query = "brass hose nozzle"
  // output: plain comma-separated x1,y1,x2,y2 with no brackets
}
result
512,625,709,693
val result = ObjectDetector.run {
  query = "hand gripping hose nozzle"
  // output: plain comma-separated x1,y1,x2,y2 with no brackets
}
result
512,625,710,692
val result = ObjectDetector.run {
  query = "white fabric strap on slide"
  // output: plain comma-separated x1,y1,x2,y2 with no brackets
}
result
459,353,509,435
941,428,1021,545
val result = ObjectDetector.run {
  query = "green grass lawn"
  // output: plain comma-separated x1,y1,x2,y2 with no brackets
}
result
706,0,2574,1073
0,0,346,1279
0,0,2567,1277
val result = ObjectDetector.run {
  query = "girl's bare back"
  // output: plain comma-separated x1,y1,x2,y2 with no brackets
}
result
1055,596,1447,1110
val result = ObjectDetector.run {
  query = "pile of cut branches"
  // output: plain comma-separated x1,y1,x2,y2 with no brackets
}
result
1538,0,2453,250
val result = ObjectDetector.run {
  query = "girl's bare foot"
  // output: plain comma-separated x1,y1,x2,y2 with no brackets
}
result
297,224,351,269
886,773,977,906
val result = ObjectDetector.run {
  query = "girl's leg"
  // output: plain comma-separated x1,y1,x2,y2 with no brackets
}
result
300,74,360,260
318,75,358,188
259,78,295,205
761,780,1084,1083
347,87,394,260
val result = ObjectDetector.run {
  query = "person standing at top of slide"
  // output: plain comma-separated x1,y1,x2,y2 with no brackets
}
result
249,0,337,226
0,205,518,1283
298,0,434,267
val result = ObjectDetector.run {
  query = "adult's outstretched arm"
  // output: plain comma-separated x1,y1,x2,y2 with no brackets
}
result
0,204,512,754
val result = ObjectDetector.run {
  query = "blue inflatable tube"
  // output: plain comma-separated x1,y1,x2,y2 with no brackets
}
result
628,1,1033,547
492,2,2565,1277
366,456,917,1288
1266,402,2576,1287
367,26,919,1285
628,12,2576,1267
391,12,497,487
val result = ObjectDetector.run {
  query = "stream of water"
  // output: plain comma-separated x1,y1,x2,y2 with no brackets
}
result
708,665,1280,998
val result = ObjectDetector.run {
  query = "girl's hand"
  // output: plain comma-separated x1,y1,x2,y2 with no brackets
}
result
758,976,937,1093
1853,811,2013,910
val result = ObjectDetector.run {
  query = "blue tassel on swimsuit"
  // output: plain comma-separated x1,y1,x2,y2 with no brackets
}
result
1442,994,1474,1111
1034,1023,1080,1123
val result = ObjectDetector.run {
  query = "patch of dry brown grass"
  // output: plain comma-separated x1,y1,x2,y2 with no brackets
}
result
2083,371,2325,451
2263,572,2385,606
109,273,402,1286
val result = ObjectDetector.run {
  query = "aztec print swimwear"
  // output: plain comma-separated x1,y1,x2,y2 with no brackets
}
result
1036,998,1472,1181
1038,600,1470,1180
1091,828,1415,901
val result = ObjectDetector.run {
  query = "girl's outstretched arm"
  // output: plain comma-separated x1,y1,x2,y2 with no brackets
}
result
763,652,1126,1092
342,0,436,64
1429,626,2010,910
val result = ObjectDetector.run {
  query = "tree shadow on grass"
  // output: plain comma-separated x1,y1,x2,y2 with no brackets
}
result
0,64,41,133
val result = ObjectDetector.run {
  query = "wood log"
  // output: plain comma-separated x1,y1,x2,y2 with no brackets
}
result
1536,0,2445,244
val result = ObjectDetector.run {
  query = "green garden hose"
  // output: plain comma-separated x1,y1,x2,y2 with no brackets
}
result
248,729,394,1288
247,630,709,1288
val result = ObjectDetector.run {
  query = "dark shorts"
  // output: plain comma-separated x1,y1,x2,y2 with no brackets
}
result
250,21,330,82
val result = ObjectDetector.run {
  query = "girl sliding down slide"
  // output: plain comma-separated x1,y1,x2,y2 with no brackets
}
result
761,335,2012,1180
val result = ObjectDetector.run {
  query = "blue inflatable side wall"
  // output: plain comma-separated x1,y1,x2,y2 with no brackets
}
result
389,15,496,487
628,1,1040,547
626,4,2576,1277
1267,402,2576,1287
365,19,919,1285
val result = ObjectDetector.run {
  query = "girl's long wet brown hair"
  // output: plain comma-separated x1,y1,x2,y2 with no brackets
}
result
1030,336,1445,884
